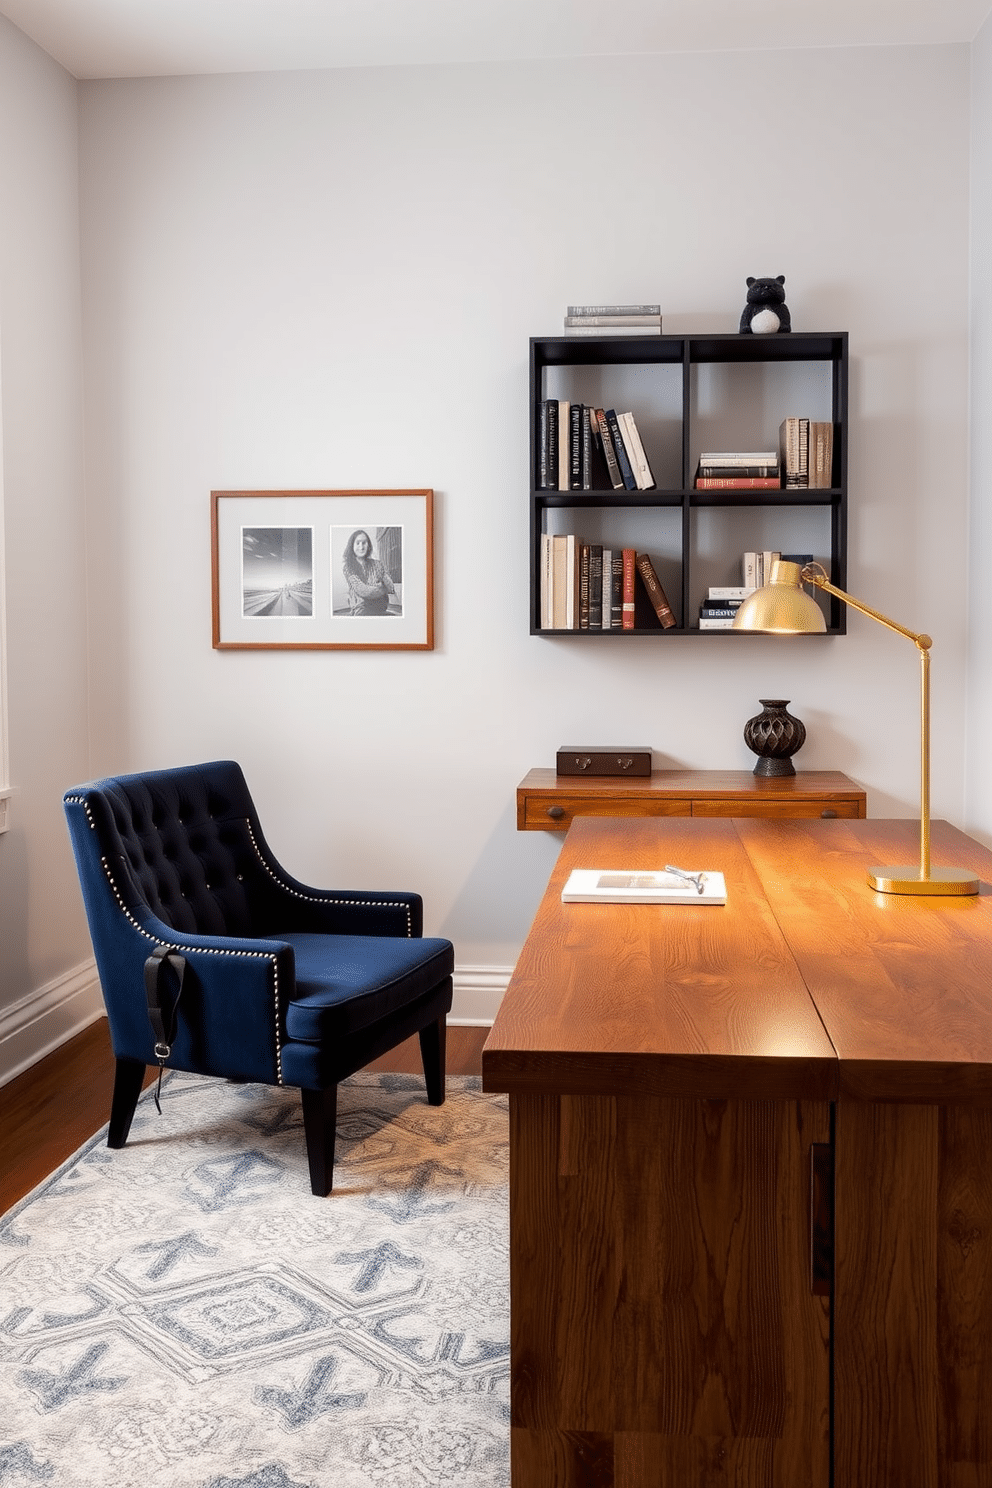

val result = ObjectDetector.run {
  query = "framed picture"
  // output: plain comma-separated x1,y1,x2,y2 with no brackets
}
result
211,489,435,650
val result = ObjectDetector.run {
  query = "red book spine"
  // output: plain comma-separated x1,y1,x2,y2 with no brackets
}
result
622,549,637,630
694,477,782,489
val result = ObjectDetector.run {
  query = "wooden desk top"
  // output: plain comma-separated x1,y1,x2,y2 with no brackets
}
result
483,815,992,1106
518,767,865,803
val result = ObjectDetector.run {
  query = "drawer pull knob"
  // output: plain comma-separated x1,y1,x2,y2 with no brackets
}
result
547,806,566,820
821,808,838,818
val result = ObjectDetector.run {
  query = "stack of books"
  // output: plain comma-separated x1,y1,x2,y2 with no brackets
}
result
698,587,754,630
695,451,780,490
538,403,655,491
539,540,677,632
563,304,662,337
779,418,834,489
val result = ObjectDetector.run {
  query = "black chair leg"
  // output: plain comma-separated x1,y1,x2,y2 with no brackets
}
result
108,1057,147,1149
301,1085,338,1197
419,1015,447,1106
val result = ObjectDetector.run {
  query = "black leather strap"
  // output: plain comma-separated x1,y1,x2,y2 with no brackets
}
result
144,945,186,1112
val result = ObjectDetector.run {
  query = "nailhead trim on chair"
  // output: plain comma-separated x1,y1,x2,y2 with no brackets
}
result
64,797,284,1083
244,820,414,936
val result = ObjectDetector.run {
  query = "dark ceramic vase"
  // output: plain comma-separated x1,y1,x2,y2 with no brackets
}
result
743,699,806,777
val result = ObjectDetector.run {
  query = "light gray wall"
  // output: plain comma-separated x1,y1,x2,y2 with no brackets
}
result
969,16,992,844
0,32,982,1080
77,46,972,970
0,17,92,1031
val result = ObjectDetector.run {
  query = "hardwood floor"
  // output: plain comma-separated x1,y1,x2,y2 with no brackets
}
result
0,1017,490,1215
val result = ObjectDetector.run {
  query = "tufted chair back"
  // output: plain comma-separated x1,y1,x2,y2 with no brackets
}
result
77,760,264,940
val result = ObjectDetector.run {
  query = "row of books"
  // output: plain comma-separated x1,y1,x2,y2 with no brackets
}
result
538,402,656,492
780,417,834,489
540,536,677,631
564,303,662,337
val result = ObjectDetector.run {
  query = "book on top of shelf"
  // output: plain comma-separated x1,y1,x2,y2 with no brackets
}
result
699,617,736,630
709,586,756,600
635,553,677,629
567,304,660,316
564,314,662,327
564,325,663,337
600,548,612,631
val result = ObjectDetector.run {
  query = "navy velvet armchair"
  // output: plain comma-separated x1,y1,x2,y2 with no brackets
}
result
63,760,454,1195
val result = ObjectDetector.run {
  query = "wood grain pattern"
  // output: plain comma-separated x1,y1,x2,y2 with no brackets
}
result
734,817,992,1102
516,768,867,831
484,816,837,1102
833,1099,992,1488
509,1091,831,1486
834,1101,940,1487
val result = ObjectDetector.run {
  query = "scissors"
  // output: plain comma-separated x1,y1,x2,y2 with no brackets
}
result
664,864,706,895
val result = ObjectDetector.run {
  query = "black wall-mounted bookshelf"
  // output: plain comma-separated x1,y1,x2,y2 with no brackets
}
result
529,331,849,635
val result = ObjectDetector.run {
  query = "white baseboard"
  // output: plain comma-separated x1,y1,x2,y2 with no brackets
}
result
0,958,510,1088
449,964,510,1026
0,958,104,1089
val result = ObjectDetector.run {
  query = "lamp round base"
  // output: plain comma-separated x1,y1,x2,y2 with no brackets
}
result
868,864,980,896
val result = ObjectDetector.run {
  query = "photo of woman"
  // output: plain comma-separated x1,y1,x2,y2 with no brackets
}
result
334,526,403,617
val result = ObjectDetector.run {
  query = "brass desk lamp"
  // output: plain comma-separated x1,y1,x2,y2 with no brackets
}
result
732,560,978,896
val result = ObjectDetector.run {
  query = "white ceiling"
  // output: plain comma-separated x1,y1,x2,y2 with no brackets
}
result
1,0,991,81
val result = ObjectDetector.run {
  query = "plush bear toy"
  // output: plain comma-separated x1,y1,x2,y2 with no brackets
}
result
739,275,792,334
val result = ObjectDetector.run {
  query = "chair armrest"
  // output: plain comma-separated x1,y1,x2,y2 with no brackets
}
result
266,884,425,939
97,905,298,1085
241,808,425,937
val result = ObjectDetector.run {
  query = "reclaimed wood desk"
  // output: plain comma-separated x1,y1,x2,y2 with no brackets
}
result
516,768,866,832
483,814,992,1488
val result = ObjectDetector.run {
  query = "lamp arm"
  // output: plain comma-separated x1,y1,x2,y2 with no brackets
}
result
801,562,931,878
800,563,931,651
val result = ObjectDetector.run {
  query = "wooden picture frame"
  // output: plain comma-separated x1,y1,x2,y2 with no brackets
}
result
211,489,434,650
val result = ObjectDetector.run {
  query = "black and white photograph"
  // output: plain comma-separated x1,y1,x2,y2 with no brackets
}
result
332,526,403,617
241,526,314,617
212,489,434,650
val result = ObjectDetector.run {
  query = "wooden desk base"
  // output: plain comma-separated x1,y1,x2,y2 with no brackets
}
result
487,815,992,1488
510,1091,831,1487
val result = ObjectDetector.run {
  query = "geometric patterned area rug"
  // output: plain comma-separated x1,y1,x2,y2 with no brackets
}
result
0,1072,509,1488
